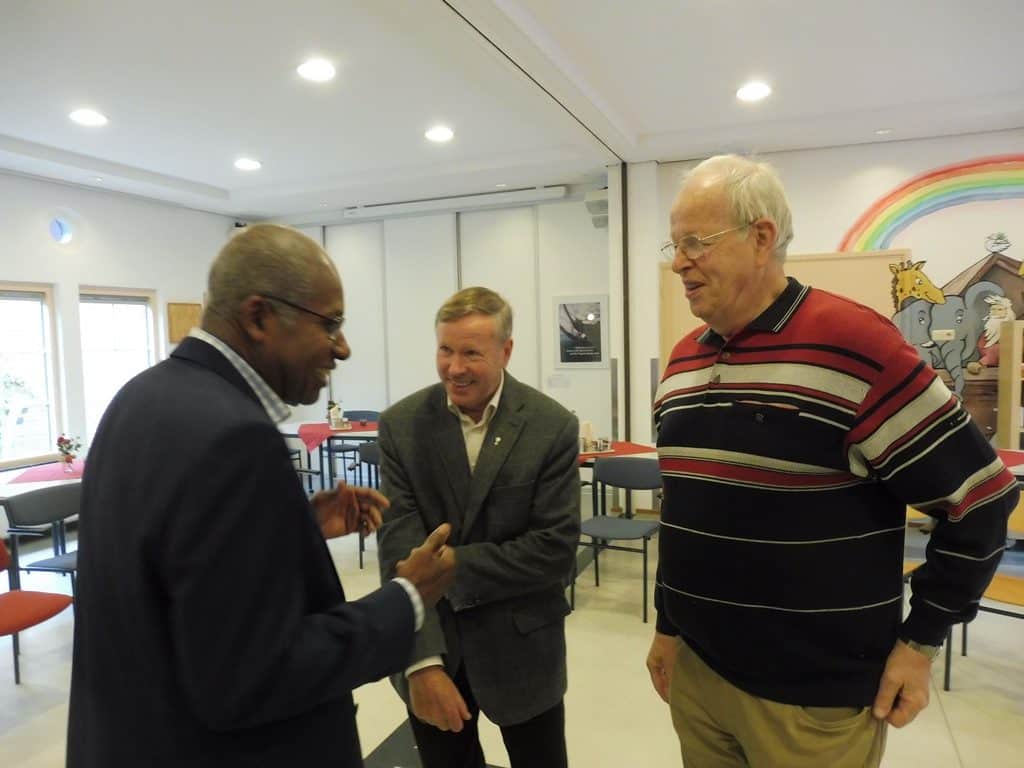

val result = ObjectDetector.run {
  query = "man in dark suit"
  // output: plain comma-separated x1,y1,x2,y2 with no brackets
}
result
377,286,581,768
67,224,455,768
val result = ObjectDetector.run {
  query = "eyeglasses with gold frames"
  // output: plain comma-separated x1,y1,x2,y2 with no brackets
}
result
659,221,754,262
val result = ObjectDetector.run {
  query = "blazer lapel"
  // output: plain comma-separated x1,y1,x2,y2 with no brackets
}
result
462,375,527,536
423,390,472,534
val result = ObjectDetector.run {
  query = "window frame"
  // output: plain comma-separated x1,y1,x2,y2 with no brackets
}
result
78,286,159,439
0,281,62,469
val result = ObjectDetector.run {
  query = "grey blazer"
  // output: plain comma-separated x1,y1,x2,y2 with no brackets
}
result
377,374,581,726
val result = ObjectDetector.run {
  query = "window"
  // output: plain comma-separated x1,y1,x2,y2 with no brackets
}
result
79,291,157,439
0,286,59,467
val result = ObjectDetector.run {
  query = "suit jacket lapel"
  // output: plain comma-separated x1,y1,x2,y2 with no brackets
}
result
462,375,527,536
423,388,472,535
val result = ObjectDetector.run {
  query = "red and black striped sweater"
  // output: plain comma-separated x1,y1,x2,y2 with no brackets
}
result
654,278,1018,706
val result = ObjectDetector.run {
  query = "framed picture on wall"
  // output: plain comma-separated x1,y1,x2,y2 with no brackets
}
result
554,294,609,368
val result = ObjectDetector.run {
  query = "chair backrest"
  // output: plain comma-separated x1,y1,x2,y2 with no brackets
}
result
358,441,380,466
2,482,82,527
593,457,662,491
344,410,381,422
0,539,10,571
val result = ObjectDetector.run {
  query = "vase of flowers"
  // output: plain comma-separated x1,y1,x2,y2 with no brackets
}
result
57,433,81,473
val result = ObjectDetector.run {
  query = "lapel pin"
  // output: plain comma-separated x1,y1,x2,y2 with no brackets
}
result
494,436,502,446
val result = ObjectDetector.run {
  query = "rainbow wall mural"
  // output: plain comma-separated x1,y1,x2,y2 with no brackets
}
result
839,154,1024,251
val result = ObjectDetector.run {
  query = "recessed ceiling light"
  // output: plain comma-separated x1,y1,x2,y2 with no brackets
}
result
425,124,454,143
495,183,508,189
297,58,336,83
320,202,328,207
94,176,103,182
875,128,893,135
69,108,108,126
736,81,772,103
234,157,261,171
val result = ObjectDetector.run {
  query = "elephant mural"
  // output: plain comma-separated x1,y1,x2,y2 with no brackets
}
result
892,281,1004,395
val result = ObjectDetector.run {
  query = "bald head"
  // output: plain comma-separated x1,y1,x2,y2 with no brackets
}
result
205,224,339,326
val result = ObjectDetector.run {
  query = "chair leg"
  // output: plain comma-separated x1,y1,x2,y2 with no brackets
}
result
642,537,649,623
358,534,365,569
962,622,968,656
593,542,600,587
12,632,20,685
943,625,953,691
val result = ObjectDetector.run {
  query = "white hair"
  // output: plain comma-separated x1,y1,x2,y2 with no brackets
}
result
683,154,795,261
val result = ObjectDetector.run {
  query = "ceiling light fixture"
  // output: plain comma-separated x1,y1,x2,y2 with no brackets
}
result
736,81,772,103
495,183,508,188
297,58,336,83
234,157,261,171
875,128,893,135
425,124,454,143
69,108,108,126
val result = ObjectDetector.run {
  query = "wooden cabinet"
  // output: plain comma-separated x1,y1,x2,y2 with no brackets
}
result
996,320,1024,450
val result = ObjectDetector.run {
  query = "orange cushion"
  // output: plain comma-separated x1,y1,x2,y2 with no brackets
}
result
0,590,73,635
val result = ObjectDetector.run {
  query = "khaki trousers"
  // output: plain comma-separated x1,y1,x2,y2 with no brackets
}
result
669,639,887,768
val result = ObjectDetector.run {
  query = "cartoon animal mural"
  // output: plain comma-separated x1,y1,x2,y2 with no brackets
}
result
889,259,945,310
892,281,1004,395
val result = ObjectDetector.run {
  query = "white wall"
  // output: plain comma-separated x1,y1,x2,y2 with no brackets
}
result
537,200,613,436
461,207,540,388
383,214,459,403
0,171,613,471
0,173,230,441
326,221,388,413
322,202,611,431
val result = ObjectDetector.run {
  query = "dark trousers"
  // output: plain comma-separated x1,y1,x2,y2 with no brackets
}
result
407,665,567,768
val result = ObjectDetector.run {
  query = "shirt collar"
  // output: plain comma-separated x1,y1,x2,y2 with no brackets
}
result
188,328,292,423
696,277,809,347
446,369,505,426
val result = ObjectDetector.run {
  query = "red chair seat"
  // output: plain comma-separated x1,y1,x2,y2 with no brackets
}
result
0,590,73,635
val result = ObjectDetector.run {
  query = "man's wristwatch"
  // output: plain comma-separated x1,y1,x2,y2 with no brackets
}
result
901,638,942,660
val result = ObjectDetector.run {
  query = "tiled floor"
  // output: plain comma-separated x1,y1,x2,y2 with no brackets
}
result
3,524,1024,767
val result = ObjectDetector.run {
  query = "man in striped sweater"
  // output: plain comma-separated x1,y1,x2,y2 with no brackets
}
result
646,155,1018,767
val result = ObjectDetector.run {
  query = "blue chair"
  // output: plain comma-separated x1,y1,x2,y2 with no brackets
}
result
571,457,661,622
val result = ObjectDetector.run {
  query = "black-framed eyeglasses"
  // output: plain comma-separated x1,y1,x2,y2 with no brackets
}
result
262,294,345,340
659,221,755,262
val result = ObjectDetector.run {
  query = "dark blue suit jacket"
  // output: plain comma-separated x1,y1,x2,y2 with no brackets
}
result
67,337,414,767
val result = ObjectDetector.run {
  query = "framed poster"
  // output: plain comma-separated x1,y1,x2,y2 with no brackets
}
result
554,295,608,368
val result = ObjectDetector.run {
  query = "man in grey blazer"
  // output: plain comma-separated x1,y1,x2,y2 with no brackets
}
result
378,286,581,768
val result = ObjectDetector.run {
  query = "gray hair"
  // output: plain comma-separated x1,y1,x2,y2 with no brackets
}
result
684,154,794,260
435,286,513,342
205,224,332,322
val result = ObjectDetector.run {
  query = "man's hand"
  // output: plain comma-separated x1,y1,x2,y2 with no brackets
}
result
646,631,682,704
311,482,389,539
396,524,456,607
871,639,933,727
408,666,472,732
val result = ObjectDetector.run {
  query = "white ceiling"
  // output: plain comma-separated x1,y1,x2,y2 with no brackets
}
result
1,0,1021,221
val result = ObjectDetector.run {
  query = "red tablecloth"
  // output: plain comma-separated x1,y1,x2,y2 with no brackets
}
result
297,422,378,451
10,459,84,483
579,441,655,465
